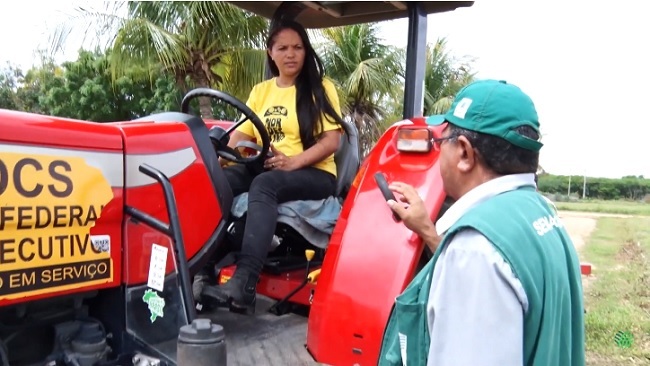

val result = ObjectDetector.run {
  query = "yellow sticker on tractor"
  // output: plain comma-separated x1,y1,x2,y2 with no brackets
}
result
0,152,114,300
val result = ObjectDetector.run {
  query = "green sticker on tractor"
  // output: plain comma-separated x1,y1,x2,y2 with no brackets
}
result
143,289,165,323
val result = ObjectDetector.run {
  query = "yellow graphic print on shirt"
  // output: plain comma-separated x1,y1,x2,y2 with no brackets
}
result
236,78,342,177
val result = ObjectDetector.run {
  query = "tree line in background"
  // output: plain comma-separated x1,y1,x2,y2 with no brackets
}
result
0,50,182,122
538,174,650,201
0,1,475,157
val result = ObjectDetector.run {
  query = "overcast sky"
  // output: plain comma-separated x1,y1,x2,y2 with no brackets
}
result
2,0,649,179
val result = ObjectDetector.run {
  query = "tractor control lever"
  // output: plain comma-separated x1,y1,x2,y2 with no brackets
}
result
304,249,315,277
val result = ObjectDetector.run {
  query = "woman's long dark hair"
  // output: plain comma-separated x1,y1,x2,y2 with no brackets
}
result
266,20,349,150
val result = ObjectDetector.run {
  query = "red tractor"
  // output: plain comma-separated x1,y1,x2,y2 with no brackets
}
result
0,2,474,365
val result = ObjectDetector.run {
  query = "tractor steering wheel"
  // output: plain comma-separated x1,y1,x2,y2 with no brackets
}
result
180,88,271,165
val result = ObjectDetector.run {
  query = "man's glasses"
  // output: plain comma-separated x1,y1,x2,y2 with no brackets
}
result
395,128,457,153
432,135,456,150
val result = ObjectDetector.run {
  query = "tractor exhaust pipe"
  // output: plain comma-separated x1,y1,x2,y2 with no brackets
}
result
177,319,227,366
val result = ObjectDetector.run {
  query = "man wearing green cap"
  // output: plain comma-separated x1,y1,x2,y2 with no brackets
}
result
378,79,585,366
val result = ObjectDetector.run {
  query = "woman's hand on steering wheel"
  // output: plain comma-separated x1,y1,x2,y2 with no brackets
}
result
218,156,230,167
264,145,301,171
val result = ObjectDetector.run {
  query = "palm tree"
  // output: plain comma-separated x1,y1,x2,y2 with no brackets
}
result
423,37,476,116
318,23,404,157
50,1,269,119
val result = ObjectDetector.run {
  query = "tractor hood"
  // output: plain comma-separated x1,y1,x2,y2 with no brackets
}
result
228,1,474,28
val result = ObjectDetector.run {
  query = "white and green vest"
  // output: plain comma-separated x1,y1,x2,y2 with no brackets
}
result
378,186,585,366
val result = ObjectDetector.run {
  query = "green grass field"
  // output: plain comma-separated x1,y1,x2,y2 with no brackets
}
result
556,200,650,216
582,216,650,365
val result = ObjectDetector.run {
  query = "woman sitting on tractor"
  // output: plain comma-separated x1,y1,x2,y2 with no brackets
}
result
201,19,348,314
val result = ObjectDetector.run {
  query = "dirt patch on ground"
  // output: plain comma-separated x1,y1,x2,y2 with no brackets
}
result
557,210,638,253
559,211,599,252
558,211,609,290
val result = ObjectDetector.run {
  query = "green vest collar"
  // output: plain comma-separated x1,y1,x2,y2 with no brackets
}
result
436,173,536,234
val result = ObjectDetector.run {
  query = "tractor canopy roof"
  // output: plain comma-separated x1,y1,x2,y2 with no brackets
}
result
228,1,474,28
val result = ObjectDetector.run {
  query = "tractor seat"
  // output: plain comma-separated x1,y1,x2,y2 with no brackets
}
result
230,121,360,249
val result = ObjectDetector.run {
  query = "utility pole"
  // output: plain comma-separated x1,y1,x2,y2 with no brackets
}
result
567,175,571,196
582,174,587,199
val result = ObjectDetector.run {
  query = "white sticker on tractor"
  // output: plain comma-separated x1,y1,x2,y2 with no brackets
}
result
147,244,168,292
90,235,111,253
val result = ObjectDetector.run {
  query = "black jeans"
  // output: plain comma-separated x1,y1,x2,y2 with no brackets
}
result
224,164,336,275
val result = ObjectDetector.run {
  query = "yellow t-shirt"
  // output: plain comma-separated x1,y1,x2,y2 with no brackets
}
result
236,78,342,177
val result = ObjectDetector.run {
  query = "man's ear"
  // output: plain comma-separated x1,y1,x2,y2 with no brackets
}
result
456,135,478,173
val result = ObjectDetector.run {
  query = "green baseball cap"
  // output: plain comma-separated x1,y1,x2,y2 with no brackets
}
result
426,79,543,151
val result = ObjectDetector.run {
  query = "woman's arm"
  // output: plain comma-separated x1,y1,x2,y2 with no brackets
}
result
289,77,342,168
265,129,341,171
291,130,341,169
220,85,258,165
218,130,255,166
227,130,255,150
264,78,343,171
